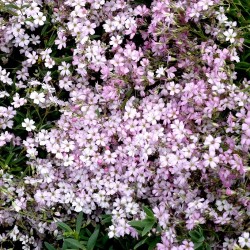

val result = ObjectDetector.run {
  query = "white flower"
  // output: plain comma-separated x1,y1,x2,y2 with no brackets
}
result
204,135,221,152
9,226,19,241
110,35,122,48
104,150,117,164
40,48,52,60
58,62,71,76
16,33,30,47
22,118,36,131
12,197,26,212
12,201,21,212
44,57,55,68
63,155,74,166
203,151,219,169
197,0,214,11
238,232,250,248
26,147,38,159
30,91,45,104
11,93,27,108
167,81,181,95
223,29,237,43
72,197,84,212
223,237,236,250
124,106,137,121
33,12,46,26
103,20,116,32
108,225,116,238
156,67,165,78
26,51,38,64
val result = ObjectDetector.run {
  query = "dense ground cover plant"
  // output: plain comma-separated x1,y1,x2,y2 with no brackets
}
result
226,0,250,81
0,0,250,249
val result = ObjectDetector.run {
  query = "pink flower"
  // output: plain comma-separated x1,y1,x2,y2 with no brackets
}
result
203,151,220,169
102,85,118,101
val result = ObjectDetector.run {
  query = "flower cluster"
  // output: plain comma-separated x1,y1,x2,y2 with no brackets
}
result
0,0,250,249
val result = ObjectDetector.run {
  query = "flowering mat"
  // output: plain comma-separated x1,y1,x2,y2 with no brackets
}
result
0,0,250,249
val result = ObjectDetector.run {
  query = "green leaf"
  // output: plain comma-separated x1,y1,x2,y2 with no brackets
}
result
25,17,33,22
235,62,250,69
189,230,204,243
129,220,145,229
76,212,83,234
47,33,57,47
52,56,73,64
242,51,250,61
101,214,112,224
90,35,100,40
62,241,68,250
99,233,109,245
205,244,212,250
4,153,15,165
44,242,56,250
95,109,101,117
143,206,155,219
11,156,26,164
85,228,92,237
194,242,203,250
41,23,50,36
197,227,203,236
16,111,26,118
141,220,155,236
4,4,20,9
64,239,86,250
129,218,155,229
148,236,161,250
197,236,205,243
120,88,134,110
129,218,156,237
57,222,73,233
87,225,100,250
2,7,18,15
133,237,147,249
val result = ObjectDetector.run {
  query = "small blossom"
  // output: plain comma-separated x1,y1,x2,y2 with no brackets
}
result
22,118,36,131
58,62,71,76
33,12,46,26
30,91,45,104
110,35,123,48
223,29,237,43
238,232,250,248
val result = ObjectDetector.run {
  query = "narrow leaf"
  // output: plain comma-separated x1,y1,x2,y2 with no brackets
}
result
52,56,72,64
57,222,73,233
129,218,155,230
194,241,203,250
133,237,147,249
47,34,57,47
101,214,112,224
129,220,145,229
44,242,56,250
41,23,50,36
148,236,161,250
76,212,83,234
141,221,155,236
205,244,212,250
5,4,20,9
64,239,86,250
87,225,100,250
5,153,15,165
143,206,155,219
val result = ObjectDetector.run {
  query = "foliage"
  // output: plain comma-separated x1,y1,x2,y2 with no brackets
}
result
227,0,250,80
0,0,250,249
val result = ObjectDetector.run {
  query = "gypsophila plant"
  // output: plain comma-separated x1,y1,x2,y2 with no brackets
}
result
0,0,250,249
